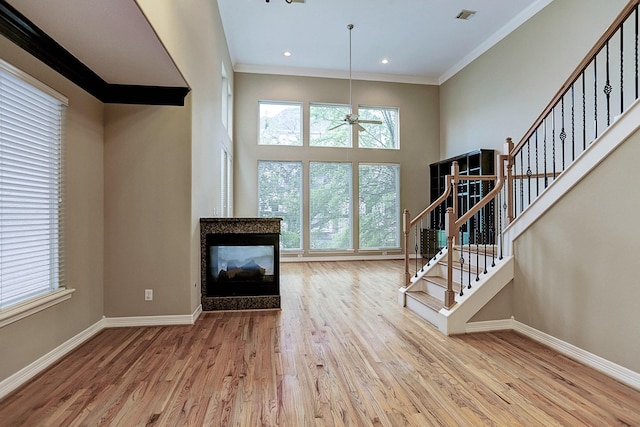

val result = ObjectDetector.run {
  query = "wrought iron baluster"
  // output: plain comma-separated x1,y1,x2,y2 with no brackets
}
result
420,218,425,272
594,54,599,139
459,227,465,296
467,218,472,289
543,117,548,189
620,24,624,115
475,211,480,282
582,70,587,151
560,96,566,171
527,140,532,206
500,191,505,261
571,83,576,162
490,182,495,268
483,200,488,275
414,225,419,278
604,41,612,126
552,107,556,183
633,5,638,100
535,130,539,197
519,149,524,216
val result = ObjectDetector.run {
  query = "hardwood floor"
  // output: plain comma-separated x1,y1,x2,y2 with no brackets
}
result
1,260,639,426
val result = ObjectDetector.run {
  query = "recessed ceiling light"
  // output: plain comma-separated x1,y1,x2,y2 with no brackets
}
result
381,58,389,64
283,51,292,57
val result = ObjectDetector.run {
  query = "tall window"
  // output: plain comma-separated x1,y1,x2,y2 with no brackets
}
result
0,60,67,310
310,162,353,250
221,63,233,139
358,106,399,149
258,161,302,249
359,164,400,249
221,147,232,217
309,103,351,147
258,101,302,146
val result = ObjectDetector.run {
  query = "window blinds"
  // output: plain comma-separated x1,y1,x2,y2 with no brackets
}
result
0,60,67,309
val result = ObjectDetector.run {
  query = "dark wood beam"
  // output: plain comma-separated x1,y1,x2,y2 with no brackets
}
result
0,0,189,106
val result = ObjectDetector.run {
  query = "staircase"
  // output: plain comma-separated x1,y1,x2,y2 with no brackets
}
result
400,1,640,336
399,245,513,335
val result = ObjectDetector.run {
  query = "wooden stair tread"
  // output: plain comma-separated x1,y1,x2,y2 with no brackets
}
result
422,275,462,292
406,289,442,311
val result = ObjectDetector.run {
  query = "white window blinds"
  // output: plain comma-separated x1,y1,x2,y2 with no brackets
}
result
0,60,67,310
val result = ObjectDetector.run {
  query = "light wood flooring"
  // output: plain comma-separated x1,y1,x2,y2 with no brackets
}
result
0,260,639,426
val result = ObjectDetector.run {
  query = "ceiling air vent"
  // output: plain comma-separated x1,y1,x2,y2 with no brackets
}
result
456,9,476,20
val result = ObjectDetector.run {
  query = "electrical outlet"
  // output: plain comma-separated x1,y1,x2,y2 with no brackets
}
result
144,289,153,301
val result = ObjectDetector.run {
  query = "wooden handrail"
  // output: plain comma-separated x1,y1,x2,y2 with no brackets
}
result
409,175,452,228
511,0,640,156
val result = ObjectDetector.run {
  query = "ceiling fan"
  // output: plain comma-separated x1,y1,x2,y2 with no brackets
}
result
329,24,382,132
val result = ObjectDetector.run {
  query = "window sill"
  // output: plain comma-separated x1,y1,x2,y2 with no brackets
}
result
0,288,76,329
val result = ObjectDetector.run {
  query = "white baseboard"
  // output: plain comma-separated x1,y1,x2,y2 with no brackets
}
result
0,318,106,401
103,304,203,328
465,318,640,391
0,305,203,401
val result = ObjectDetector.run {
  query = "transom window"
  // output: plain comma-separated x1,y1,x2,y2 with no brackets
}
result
309,103,352,148
258,101,302,146
358,106,399,149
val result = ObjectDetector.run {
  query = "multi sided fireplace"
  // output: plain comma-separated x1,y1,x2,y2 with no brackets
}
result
200,218,282,311
205,232,279,297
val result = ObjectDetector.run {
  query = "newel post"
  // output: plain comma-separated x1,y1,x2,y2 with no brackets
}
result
444,207,456,309
505,137,514,224
403,209,411,286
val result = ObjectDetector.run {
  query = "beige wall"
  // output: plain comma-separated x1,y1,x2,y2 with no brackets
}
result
440,0,627,158
104,102,192,317
234,73,439,255
138,0,234,311
513,128,640,373
440,0,639,372
0,36,104,381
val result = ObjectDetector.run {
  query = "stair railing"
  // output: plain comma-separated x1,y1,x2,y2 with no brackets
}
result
508,0,640,221
403,140,513,309
443,142,512,308
402,163,456,286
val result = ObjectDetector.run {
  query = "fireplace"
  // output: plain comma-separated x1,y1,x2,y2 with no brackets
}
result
200,218,281,310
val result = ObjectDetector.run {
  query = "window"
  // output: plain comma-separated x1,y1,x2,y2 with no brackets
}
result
258,101,302,146
359,164,400,249
221,147,232,217
309,103,351,147
258,161,302,249
310,162,353,250
221,63,232,138
0,59,67,311
357,106,399,149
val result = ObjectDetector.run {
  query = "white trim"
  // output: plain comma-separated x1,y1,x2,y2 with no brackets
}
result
439,0,554,84
103,304,203,328
235,64,439,86
465,318,514,333
281,253,403,263
0,288,76,329
513,320,640,391
0,317,106,401
464,317,640,391
0,57,68,105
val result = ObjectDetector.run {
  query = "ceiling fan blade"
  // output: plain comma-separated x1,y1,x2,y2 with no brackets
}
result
357,120,383,125
328,122,347,131
356,124,365,132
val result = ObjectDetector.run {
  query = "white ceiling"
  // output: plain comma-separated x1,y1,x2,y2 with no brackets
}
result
218,0,552,84
4,1,552,88
5,0,187,87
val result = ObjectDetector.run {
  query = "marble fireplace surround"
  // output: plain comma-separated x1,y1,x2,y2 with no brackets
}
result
200,218,281,311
